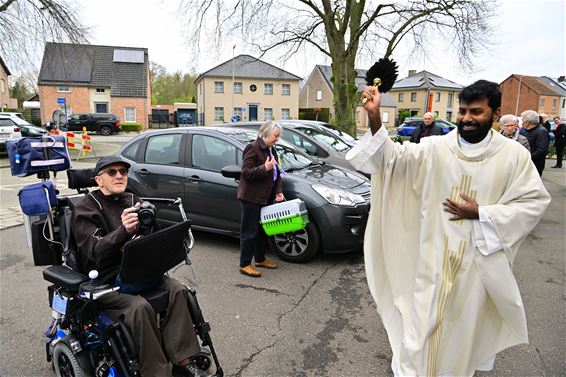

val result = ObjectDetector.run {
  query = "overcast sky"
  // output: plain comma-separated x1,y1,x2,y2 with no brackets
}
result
79,0,565,86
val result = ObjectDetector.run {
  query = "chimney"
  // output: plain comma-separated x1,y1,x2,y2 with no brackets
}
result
408,70,417,76
558,75,565,83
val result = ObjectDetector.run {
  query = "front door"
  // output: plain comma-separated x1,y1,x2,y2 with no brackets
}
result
249,105,258,121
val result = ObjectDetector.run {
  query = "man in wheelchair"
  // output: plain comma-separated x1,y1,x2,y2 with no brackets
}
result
72,156,205,377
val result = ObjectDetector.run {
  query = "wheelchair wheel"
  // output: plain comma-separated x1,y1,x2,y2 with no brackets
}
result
192,353,212,372
53,342,88,377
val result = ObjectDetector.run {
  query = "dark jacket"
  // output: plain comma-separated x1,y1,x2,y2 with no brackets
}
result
525,124,550,176
73,190,140,283
410,121,444,143
553,123,566,147
237,137,283,205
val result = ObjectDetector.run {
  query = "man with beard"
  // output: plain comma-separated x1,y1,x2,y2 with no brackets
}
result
551,116,565,168
346,80,550,376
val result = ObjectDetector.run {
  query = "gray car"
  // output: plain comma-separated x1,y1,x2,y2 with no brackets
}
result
117,126,370,262
224,121,368,177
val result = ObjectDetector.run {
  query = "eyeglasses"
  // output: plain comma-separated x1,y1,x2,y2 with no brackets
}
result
99,167,129,177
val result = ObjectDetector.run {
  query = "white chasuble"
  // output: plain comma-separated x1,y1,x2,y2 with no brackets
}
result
346,128,550,376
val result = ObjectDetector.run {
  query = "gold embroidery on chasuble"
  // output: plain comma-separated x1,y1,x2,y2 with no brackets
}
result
426,176,474,375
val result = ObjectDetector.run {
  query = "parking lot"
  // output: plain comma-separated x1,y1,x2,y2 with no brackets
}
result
0,135,564,377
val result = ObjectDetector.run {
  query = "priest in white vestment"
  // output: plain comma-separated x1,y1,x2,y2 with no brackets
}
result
346,80,550,377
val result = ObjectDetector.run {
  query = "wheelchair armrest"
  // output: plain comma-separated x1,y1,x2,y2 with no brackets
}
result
43,265,89,292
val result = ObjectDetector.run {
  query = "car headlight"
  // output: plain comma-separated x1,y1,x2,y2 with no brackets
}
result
311,184,365,206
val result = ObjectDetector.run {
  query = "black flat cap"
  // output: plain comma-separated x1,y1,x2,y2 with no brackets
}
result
94,155,131,175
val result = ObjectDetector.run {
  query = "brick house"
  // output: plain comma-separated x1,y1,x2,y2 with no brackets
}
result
390,70,463,123
500,74,565,118
195,55,301,126
299,65,396,130
0,55,18,110
38,42,151,128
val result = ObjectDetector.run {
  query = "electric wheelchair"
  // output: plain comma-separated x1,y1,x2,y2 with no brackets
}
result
24,167,224,377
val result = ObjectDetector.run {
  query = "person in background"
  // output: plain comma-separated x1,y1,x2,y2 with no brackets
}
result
73,156,204,377
540,113,551,132
499,114,530,151
237,121,285,277
347,80,550,377
551,116,565,168
409,112,444,143
522,110,550,176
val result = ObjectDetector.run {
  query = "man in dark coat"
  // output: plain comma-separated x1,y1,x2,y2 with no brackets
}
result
73,156,203,377
522,110,550,176
552,116,565,168
410,112,444,143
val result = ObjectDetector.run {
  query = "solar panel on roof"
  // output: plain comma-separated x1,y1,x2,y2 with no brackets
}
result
113,49,144,63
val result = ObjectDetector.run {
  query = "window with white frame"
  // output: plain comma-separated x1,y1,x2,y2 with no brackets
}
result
96,88,105,93
264,83,273,95
233,82,242,94
398,93,404,102
124,107,136,122
282,84,291,96
410,92,417,102
214,81,224,93
281,108,290,120
233,107,242,118
57,86,70,93
58,106,72,115
316,89,322,101
264,108,273,120
214,107,224,121
539,98,545,108
447,93,453,107
435,92,441,102
382,111,389,123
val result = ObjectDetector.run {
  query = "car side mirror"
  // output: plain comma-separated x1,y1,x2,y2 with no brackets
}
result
221,165,241,180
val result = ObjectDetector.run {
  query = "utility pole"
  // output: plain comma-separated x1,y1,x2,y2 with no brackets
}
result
232,45,236,120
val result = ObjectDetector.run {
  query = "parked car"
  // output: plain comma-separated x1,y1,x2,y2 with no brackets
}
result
116,126,371,262
19,124,48,137
282,119,358,146
224,121,368,177
64,113,121,136
397,117,456,137
0,117,22,153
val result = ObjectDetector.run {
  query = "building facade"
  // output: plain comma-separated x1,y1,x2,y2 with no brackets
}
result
38,43,151,128
195,55,301,126
390,70,463,123
500,74,565,118
299,65,397,130
0,56,18,110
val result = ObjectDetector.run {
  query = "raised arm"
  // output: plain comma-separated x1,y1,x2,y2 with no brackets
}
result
361,86,382,135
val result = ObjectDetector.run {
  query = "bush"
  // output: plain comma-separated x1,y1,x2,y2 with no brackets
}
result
121,123,143,132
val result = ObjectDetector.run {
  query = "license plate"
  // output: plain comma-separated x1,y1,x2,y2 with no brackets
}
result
52,294,68,314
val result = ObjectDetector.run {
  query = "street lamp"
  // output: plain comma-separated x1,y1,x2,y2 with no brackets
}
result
232,45,236,120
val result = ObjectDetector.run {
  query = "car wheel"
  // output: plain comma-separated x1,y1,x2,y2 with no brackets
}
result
99,126,112,136
268,221,320,263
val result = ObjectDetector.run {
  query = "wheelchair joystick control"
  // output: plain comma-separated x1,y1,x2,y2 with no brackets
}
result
88,270,99,281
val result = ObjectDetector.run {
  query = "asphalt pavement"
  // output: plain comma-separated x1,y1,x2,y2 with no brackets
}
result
0,131,564,377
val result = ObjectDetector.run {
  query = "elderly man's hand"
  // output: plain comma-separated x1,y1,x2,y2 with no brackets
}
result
442,192,479,221
121,204,140,235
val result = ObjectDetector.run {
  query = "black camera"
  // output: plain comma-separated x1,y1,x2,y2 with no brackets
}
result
136,201,156,235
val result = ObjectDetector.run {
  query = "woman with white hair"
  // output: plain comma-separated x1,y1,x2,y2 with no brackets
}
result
236,121,285,277
499,114,530,151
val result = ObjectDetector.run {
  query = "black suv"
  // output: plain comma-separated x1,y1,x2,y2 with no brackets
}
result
65,113,121,136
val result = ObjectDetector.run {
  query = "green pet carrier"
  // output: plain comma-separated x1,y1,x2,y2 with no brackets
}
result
260,199,309,236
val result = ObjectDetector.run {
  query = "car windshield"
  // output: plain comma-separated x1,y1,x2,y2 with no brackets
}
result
295,127,350,152
227,129,313,171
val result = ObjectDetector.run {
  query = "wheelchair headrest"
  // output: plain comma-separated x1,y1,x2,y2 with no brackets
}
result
67,168,96,190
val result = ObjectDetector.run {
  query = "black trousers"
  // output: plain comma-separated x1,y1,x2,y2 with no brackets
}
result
556,142,564,167
239,200,270,267
99,276,201,376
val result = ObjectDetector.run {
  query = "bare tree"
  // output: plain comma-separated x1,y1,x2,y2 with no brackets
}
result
0,0,89,78
178,0,495,135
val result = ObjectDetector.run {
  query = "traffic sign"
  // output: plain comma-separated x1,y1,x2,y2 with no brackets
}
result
56,97,66,105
